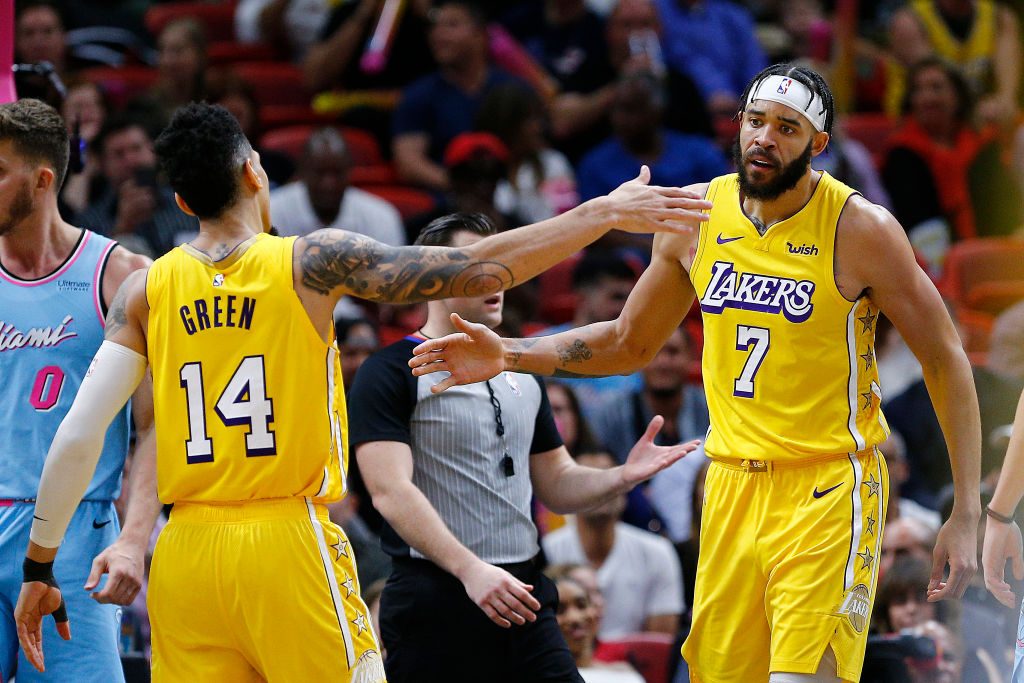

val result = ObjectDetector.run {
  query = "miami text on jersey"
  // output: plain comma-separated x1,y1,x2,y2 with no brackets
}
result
699,260,815,323
0,315,77,352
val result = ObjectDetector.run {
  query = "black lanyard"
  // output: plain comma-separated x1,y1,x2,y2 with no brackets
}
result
485,379,515,477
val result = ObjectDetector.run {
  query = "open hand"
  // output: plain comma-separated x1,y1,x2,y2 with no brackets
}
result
15,580,70,673
622,416,702,486
982,516,1024,608
926,510,979,602
409,313,503,393
605,166,711,236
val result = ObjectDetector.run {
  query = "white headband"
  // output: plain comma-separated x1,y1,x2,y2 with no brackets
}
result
745,75,827,133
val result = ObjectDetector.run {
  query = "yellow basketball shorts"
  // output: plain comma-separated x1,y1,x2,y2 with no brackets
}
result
148,497,386,682
682,448,888,682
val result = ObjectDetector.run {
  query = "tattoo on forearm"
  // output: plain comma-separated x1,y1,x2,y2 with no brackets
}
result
506,338,540,369
104,285,130,339
299,231,514,302
557,339,593,366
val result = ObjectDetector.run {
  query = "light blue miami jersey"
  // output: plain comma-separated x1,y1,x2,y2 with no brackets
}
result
0,229,130,501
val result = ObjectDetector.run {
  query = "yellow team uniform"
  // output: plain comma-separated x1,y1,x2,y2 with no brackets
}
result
884,0,996,116
682,173,890,682
145,233,385,682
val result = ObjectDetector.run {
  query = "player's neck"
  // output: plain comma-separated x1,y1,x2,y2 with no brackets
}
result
741,169,819,231
0,202,78,278
191,212,262,258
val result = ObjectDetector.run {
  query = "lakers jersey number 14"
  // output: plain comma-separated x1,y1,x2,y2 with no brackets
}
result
146,234,347,504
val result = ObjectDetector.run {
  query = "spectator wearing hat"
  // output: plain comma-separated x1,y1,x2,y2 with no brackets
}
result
405,131,519,241
391,1,527,192
270,127,405,244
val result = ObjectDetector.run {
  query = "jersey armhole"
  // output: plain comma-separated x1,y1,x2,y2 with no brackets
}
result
95,241,120,321
827,191,864,306
689,180,717,276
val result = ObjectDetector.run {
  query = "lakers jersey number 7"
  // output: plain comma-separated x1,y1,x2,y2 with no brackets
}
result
691,173,889,461
146,234,347,504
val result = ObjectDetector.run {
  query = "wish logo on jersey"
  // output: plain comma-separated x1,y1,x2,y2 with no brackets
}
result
699,261,815,323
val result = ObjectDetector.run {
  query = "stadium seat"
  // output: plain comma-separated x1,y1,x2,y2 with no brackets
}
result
258,104,334,132
841,113,896,163
941,238,1024,314
361,186,436,220
260,125,384,166
537,252,582,325
595,632,675,683
80,65,159,108
145,1,238,42
232,62,310,107
208,41,277,65
349,164,399,187
956,308,994,367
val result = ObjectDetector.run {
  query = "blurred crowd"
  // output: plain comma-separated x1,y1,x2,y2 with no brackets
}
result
14,0,1024,680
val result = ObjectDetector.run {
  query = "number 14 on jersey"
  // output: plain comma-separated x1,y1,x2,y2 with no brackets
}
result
179,355,277,463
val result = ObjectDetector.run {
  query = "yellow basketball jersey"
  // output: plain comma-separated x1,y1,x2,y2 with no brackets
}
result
146,233,347,504
691,173,889,461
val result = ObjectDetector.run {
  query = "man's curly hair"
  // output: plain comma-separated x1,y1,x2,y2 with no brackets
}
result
154,103,251,219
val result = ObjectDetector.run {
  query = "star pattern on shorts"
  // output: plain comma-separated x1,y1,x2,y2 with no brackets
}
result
858,309,878,334
341,575,355,597
866,514,877,536
860,347,875,370
330,538,349,561
352,613,368,636
863,474,880,498
857,546,874,570
860,391,873,411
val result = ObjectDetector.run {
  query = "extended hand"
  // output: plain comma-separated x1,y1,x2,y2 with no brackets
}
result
622,416,702,487
927,510,979,602
409,313,503,393
86,539,145,605
15,580,70,673
606,166,711,235
982,516,1024,608
461,561,541,628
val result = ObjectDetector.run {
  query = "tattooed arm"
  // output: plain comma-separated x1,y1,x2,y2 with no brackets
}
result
294,169,712,303
409,233,698,391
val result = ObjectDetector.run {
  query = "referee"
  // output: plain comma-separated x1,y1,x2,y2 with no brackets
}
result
349,213,699,682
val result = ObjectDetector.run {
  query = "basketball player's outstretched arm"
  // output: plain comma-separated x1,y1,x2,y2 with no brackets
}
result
838,196,981,602
407,230,698,391
15,271,151,673
294,167,710,304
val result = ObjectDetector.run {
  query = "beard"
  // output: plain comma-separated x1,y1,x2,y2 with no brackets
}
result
0,182,34,236
733,137,813,201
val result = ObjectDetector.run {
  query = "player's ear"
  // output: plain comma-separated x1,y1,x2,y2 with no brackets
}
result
810,131,830,157
242,158,263,193
175,193,196,216
34,166,55,193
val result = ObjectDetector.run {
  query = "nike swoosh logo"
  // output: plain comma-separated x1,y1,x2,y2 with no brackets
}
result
812,483,843,499
717,233,744,244
92,519,111,529
33,515,48,522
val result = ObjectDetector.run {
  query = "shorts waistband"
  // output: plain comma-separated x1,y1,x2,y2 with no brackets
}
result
0,497,111,506
170,497,331,524
711,447,877,472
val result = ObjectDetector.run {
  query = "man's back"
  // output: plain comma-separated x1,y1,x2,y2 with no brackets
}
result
146,233,346,504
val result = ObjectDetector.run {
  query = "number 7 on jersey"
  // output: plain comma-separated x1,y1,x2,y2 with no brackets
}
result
734,325,769,398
